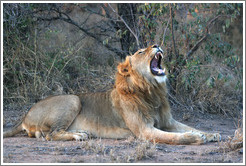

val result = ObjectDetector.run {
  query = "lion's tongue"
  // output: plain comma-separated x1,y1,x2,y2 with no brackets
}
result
151,58,164,74
152,67,164,74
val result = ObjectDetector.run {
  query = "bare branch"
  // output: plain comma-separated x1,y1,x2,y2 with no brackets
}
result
186,14,231,57
161,17,170,47
129,4,139,42
169,4,178,57
186,34,209,57
35,7,125,58
108,3,140,48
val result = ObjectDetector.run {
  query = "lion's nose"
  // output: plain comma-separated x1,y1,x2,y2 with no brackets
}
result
152,44,163,53
152,44,159,48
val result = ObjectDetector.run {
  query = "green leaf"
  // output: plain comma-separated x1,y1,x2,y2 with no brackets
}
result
206,77,215,88
103,38,108,45
181,76,186,84
225,19,230,28
217,73,223,80
191,12,197,17
222,25,226,33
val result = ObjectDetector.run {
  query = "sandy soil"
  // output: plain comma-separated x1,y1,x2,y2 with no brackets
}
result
2,104,243,163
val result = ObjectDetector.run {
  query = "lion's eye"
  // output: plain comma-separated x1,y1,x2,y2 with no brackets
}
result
138,51,143,54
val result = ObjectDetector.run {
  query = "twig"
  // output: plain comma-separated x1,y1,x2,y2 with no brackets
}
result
129,4,139,42
169,4,178,57
161,17,170,47
186,34,209,57
206,15,228,30
108,3,140,48
45,53,58,84
34,26,38,94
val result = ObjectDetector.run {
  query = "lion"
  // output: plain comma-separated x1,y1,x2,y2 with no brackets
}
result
3,44,221,145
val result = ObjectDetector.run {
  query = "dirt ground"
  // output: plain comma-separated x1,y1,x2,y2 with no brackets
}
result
2,104,244,164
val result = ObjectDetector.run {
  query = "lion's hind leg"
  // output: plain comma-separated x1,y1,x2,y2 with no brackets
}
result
44,118,90,141
46,130,90,141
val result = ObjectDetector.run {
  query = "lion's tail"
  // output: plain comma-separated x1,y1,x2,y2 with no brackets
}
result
3,120,23,138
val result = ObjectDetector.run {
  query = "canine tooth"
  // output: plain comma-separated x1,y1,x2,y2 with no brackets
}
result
155,55,158,59
163,68,166,72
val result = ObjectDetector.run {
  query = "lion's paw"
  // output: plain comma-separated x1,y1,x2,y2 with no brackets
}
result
182,131,206,145
193,132,207,145
205,133,221,142
73,132,89,141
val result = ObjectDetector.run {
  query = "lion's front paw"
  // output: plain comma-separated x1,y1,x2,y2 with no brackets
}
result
193,132,207,145
205,133,221,142
182,132,206,145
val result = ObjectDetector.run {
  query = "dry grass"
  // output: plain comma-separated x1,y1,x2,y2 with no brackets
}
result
134,140,156,161
224,128,243,150
3,36,117,106
209,118,244,155
174,56,243,118
70,138,157,163
110,139,156,163
219,125,243,153
80,139,107,155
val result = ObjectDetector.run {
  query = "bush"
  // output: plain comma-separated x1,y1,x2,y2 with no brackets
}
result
3,3,243,118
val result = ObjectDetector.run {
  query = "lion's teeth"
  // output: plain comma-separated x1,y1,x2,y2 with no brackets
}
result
155,55,158,59
157,68,166,74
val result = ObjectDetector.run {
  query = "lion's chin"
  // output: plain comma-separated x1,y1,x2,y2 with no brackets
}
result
154,75,167,84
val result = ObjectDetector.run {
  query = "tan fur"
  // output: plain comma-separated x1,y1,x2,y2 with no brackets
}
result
3,44,221,145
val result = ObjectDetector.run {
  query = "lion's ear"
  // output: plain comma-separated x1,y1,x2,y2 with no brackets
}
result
117,56,132,77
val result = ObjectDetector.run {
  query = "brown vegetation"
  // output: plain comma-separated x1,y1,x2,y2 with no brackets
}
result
3,3,243,118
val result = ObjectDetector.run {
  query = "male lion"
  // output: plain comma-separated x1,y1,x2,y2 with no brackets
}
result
3,44,221,145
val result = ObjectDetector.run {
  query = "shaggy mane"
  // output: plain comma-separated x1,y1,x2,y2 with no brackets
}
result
114,57,170,121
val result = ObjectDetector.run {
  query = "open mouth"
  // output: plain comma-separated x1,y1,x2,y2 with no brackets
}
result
150,51,165,76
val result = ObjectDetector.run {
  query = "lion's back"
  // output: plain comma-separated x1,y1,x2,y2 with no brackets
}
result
23,95,81,126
